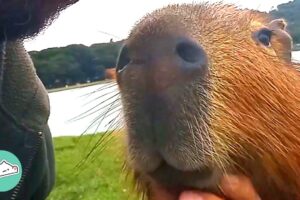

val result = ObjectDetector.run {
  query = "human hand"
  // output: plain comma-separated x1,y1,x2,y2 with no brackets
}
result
179,175,260,200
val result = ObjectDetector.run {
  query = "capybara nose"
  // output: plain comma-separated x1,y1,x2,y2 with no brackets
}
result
151,38,208,91
175,39,208,67
117,37,208,91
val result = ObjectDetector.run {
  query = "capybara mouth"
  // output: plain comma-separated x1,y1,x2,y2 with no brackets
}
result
124,90,220,197
150,163,222,199
140,161,221,200
124,91,213,173
149,162,214,189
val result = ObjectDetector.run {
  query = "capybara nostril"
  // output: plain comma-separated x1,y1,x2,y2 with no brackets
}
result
116,44,130,73
176,39,208,69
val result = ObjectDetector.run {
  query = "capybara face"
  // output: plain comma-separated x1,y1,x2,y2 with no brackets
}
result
116,3,300,200
0,0,78,41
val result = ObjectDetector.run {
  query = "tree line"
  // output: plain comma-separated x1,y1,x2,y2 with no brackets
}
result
30,40,123,89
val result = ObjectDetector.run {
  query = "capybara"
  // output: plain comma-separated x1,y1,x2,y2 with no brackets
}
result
116,3,300,200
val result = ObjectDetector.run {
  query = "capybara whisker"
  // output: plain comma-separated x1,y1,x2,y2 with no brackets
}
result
86,102,121,131
80,82,118,99
82,90,119,106
71,93,120,122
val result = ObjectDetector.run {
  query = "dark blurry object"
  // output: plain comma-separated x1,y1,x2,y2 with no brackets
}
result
0,0,78,199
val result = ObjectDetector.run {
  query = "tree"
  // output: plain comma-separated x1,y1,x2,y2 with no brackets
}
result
30,40,124,89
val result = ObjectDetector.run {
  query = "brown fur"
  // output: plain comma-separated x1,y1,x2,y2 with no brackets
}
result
117,3,300,200
267,19,293,62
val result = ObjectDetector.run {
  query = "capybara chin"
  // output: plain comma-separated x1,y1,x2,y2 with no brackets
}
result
0,0,78,41
115,3,300,200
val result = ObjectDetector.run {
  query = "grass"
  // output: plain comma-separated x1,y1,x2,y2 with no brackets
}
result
47,133,139,200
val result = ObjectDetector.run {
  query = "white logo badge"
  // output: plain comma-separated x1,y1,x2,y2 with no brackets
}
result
0,160,19,178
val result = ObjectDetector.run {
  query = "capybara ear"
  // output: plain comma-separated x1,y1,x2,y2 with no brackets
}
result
268,18,293,62
0,0,78,41
268,18,288,30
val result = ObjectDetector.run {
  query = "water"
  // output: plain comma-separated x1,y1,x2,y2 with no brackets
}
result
293,51,300,62
48,83,121,137
48,51,300,137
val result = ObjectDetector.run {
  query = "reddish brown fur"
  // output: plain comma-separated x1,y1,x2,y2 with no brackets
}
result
267,19,293,62
211,46,300,199
203,10,300,199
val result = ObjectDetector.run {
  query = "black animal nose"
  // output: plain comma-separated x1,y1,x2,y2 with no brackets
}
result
176,39,207,65
175,38,208,74
116,36,208,91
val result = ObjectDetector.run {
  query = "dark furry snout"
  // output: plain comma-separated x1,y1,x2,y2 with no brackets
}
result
0,0,78,41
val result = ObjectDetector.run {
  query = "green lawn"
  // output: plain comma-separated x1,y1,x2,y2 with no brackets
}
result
47,133,139,200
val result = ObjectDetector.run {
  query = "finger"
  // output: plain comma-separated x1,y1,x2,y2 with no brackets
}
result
179,191,224,200
221,175,260,200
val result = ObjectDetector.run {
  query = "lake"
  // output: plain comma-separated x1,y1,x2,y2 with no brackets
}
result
48,52,300,137
293,51,300,63
48,82,121,137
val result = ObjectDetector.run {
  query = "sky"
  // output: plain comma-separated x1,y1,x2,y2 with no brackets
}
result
24,0,290,51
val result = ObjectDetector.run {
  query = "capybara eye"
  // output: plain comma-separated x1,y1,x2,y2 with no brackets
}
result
255,28,273,47
116,45,130,72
